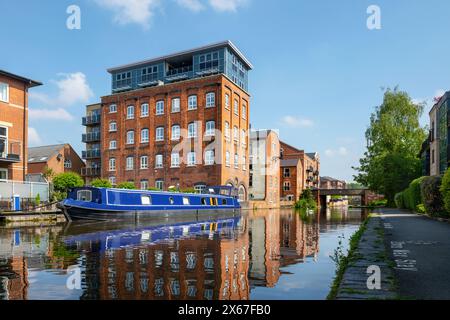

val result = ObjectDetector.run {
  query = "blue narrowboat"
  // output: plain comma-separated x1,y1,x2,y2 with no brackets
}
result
58,186,241,222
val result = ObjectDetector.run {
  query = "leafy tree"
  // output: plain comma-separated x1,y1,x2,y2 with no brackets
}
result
117,182,136,189
53,172,84,193
91,179,112,188
353,87,427,206
42,166,55,181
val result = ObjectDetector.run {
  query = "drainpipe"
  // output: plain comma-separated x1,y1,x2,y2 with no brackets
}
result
23,84,28,181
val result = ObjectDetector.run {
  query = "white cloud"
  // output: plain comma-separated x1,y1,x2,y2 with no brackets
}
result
338,147,348,156
325,147,348,157
28,127,42,146
29,108,74,121
208,0,247,12
325,149,334,157
94,0,160,29
280,115,314,128
177,0,204,12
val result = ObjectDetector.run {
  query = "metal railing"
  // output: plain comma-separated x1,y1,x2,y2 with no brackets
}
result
82,115,101,126
82,132,101,143
0,141,22,163
82,149,101,159
81,167,101,177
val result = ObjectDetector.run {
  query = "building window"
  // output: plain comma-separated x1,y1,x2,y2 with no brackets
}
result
187,152,196,166
225,122,230,140
432,149,435,164
126,157,134,170
195,184,207,193
141,103,149,117
188,95,197,110
284,182,291,191
140,180,149,190
0,168,7,181
140,156,149,169
109,140,117,150
64,160,72,169
109,176,116,186
171,153,180,168
109,104,117,113
155,154,163,168
0,83,9,103
206,92,215,108
241,130,246,146
109,158,116,171
127,105,135,119
171,98,180,113
109,122,117,132
141,129,149,143
234,99,239,116
234,153,239,169
205,150,215,165
171,125,181,141
284,168,290,178
205,121,215,136
242,156,247,171
233,126,239,142
242,103,247,120
199,51,219,70
156,100,164,115
188,122,197,138
155,180,164,190
0,126,7,156
126,130,135,144
156,127,164,141
225,94,230,110
225,151,230,167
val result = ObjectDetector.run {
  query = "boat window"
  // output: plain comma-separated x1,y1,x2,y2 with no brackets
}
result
141,195,152,205
77,190,92,202
201,198,207,205
169,197,175,205
222,199,227,205
183,197,190,205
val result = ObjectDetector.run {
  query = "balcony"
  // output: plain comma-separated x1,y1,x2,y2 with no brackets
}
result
82,132,101,143
0,141,21,163
81,167,101,177
82,115,101,126
82,149,101,160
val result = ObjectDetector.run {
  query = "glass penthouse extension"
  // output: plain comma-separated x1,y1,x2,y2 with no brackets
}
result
109,41,252,93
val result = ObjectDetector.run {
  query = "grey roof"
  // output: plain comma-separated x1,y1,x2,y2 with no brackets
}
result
281,159,300,167
28,144,66,163
306,152,318,159
107,40,253,73
0,70,42,87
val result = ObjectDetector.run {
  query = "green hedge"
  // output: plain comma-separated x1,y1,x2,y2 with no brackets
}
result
422,175,446,217
403,177,426,211
394,192,405,209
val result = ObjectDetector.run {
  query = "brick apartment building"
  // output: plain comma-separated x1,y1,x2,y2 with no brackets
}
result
320,176,347,190
93,41,252,200
0,70,42,182
279,141,320,201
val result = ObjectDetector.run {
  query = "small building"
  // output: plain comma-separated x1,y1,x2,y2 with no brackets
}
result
249,129,280,209
28,144,85,180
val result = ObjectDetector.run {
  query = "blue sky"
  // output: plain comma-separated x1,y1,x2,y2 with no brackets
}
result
1,0,449,181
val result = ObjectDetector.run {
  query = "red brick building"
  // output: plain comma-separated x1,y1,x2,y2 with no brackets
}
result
0,70,42,182
96,41,252,200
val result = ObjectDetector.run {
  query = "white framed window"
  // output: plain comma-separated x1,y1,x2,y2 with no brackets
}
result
0,168,8,181
241,130,246,146
0,126,8,156
141,103,149,117
205,150,215,166
109,104,117,113
242,156,247,171
225,151,230,167
234,153,239,168
109,176,117,186
284,182,291,191
233,126,239,142
156,100,164,115
188,122,197,138
155,180,164,190
183,197,190,205
206,92,215,108
225,94,230,110
171,98,180,113
242,103,247,120
109,140,117,150
140,180,149,191
171,125,181,141
141,128,149,143
0,83,9,103
234,99,239,115
187,152,196,166
155,154,163,168
126,105,135,119
205,121,215,136
224,122,230,140
188,95,197,110
109,122,117,132
171,153,180,168
126,157,134,170
195,184,207,193
126,130,135,144
109,158,116,171
140,156,149,169
156,127,164,141
64,160,72,169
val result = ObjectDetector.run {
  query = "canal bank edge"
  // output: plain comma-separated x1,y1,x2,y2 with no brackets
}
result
328,214,398,300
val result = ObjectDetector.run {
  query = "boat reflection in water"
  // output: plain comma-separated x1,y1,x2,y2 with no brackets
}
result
0,207,364,300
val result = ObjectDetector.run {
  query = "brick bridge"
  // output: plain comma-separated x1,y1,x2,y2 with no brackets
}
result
312,189,372,208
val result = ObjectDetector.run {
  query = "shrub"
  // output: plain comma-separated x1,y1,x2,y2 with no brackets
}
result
53,172,84,193
91,179,112,188
117,182,136,190
421,175,446,217
35,193,41,207
416,204,426,214
181,188,197,194
295,189,317,210
394,192,404,209
440,169,450,214
403,177,426,211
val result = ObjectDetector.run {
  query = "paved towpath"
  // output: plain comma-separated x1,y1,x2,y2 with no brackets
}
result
379,208,450,299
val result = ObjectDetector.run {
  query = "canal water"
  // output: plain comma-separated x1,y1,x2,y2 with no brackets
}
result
0,207,366,300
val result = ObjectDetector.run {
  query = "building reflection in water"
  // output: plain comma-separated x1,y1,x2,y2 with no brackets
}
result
0,208,362,300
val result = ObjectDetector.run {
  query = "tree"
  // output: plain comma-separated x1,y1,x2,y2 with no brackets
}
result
53,172,84,193
117,182,136,189
353,87,427,206
91,179,112,188
42,166,55,181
